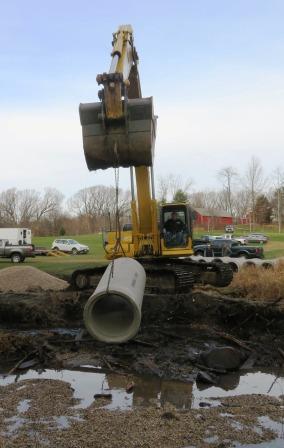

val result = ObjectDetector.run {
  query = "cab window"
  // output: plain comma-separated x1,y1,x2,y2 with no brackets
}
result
163,210,186,224
162,209,188,248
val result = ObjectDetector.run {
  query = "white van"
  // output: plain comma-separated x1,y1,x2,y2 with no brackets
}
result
0,228,32,245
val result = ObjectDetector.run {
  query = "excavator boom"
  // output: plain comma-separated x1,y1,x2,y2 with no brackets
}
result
79,25,156,171
79,24,159,256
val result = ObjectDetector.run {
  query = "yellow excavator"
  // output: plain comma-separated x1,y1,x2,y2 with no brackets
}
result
71,25,233,292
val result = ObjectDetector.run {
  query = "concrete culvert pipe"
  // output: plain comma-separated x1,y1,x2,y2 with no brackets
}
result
228,262,239,273
261,262,273,269
83,258,146,343
243,261,256,268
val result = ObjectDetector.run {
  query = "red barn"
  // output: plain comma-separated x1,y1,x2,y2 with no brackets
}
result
192,208,233,229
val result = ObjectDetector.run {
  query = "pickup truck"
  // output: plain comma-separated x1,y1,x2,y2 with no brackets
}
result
0,239,34,263
193,239,264,259
193,235,216,246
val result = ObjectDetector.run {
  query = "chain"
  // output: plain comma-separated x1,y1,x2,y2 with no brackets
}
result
106,142,126,294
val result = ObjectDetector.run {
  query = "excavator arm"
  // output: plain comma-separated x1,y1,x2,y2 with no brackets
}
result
79,25,159,257
96,25,141,119
79,24,156,170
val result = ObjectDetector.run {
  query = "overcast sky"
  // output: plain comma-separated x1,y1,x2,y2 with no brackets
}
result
1,0,284,198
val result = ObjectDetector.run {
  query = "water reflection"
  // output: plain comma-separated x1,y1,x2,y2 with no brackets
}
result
0,367,283,411
108,374,193,409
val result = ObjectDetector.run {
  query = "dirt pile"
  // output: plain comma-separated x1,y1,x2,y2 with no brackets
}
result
0,266,68,292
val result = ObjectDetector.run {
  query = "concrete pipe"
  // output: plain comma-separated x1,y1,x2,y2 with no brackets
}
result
243,261,256,268
83,257,146,343
261,261,274,269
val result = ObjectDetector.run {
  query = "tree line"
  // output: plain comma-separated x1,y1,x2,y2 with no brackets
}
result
0,156,283,235
0,186,131,236
158,157,284,231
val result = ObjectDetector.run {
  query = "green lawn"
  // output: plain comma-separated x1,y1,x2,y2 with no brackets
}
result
32,234,105,258
0,229,284,277
0,234,107,278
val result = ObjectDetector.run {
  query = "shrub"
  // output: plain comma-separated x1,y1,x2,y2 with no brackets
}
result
231,261,284,302
59,226,66,236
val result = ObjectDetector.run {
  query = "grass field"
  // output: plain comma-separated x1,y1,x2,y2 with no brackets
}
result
0,229,284,278
0,234,107,278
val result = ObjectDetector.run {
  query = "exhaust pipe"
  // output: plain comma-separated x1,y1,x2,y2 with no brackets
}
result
83,258,146,343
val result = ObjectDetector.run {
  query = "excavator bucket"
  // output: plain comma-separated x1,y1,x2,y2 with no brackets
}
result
79,97,156,170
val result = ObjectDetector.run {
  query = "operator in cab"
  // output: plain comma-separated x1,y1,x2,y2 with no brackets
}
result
164,211,186,246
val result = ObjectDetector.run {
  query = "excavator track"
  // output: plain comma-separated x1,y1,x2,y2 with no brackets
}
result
139,257,233,290
70,257,233,293
139,263,196,293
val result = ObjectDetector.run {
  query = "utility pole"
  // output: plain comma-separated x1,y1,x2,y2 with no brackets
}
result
277,188,281,233
274,168,284,234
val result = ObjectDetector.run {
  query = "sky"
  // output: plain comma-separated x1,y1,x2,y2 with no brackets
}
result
1,0,284,199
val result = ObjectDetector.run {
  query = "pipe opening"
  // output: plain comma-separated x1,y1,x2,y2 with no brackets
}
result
229,262,239,272
87,293,138,342
262,263,273,269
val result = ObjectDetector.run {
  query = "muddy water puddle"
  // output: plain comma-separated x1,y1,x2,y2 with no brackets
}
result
1,366,284,411
233,416,284,447
0,367,283,446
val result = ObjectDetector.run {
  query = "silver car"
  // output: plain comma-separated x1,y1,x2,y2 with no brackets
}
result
52,239,89,254
245,233,268,244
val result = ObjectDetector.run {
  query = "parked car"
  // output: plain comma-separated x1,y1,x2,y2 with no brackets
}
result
245,233,268,244
193,235,217,246
122,223,133,231
225,225,234,233
193,239,264,259
217,234,247,245
0,239,35,263
52,239,89,254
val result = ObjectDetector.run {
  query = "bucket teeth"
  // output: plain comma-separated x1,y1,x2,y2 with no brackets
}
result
79,97,156,170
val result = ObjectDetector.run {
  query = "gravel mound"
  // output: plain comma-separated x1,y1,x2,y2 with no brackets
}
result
0,266,68,292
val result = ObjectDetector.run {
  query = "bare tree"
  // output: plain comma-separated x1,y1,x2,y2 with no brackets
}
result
244,157,266,226
0,188,18,224
35,188,64,221
18,190,40,224
217,166,238,215
188,191,207,208
68,185,130,232
272,167,284,233
157,177,169,203
189,190,225,211
157,174,193,202
233,188,251,220
68,187,98,232
0,187,64,227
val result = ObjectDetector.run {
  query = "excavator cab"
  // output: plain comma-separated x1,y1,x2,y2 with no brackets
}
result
160,204,194,256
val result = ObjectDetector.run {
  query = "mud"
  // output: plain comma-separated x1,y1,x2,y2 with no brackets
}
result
0,288,283,380
0,287,284,447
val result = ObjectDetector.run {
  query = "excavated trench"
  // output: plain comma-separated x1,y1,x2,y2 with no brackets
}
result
0,288,283,374
0,287,283,447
